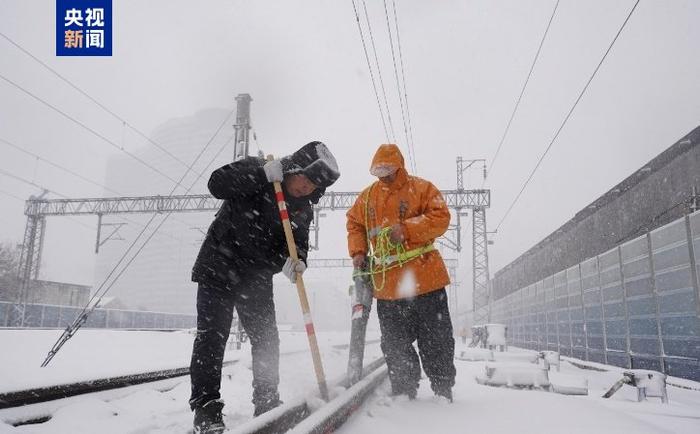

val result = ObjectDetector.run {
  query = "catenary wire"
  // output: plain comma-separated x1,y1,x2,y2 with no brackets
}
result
495,0,640,232
0,169,102,231
382,0,415,173
361,0,396,142
486,0,560,183
0,164,186,240
0,31,195,174
0,72,187,190
0,136,194,236
41,108,235,366
350,0,391,143
391,0,418,174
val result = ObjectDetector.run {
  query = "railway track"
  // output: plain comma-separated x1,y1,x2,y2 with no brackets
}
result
2,339,387,433
1,339,381,410
230,357,387,434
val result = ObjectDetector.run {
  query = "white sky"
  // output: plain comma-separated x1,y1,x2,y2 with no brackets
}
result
1,0,699,311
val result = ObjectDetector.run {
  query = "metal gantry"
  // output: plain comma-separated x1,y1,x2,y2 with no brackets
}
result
15,186,490,324
12,91,491,327
471,207,491,326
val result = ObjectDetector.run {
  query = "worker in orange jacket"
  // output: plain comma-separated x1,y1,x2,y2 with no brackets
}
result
346,144,456,401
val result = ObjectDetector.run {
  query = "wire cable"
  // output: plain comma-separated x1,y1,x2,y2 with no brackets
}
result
0,72,187,190
0,136,196,232
487,0,560,183
382,0,415,173
391,0,418,174
0,31,194,173
0,169,99,231
0,136,123,197
0,165,186,239
0,187,31,202
0,167,68,199
350,0,391,143
361,0,396,141
495,0,640,232
41,108,235,366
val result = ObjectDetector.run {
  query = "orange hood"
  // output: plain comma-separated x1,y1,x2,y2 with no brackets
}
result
370,144,406,176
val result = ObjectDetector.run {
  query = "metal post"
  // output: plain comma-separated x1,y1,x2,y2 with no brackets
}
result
95,213,103,254
618,246,632,368
686,215,700,316
14,215,40,327
33,217,46,280
646,233,666,372
456,156,464,190
311,209,321,251
597,255,609,365
233,94,253,160
580,263,590,361
472,207,490,325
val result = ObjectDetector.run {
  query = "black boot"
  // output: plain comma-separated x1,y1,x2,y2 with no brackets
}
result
253,396,283,417
391,385,417,400
434,387,453,403
193,399,225,434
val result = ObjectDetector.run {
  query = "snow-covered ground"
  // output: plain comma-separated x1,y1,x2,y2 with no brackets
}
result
341,345,700,434
0,329,382,433
2,332,699,433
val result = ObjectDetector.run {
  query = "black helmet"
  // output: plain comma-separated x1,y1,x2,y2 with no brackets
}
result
282,141,340,188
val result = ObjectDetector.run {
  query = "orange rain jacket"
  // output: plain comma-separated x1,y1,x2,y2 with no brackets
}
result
346,144,451,300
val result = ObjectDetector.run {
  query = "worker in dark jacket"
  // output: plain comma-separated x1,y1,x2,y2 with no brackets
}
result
189,141,339,434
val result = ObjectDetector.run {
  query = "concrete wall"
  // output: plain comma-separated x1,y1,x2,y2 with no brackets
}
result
492,126,700,300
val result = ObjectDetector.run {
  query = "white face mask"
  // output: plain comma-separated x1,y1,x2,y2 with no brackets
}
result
370,164,398,177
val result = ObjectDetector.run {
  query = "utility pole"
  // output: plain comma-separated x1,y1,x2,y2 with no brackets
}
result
233,94,253,160
13,190,48,327
457,157,492,326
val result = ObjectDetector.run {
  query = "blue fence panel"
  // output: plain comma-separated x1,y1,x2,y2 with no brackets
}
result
553,270,570,356
598,247,628,367
0,302,9,326
492,211,700,381
535,280,546,351
652,217,700,364
42,305,60,327
542,276,557,351
567,265,586,359
85,309,107,328
581,256,604,362
622,236,662,367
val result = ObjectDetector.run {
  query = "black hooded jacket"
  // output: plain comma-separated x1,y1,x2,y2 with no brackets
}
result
191,156,320,289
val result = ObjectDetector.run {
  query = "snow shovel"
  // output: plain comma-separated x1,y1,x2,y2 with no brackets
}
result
268,155,329,402
346,267,373,385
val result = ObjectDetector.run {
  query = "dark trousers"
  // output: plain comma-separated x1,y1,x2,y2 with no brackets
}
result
377,288,456,395
189,272,279,410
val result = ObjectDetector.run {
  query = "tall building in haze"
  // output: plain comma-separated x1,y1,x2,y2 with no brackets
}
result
93,108,234,314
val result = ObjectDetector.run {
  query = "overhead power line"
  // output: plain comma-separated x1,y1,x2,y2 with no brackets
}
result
487,0,560,182
42,108,235,366
0,164,186,240
0,136,123,196
362,0,396,141
0,136,193,235
0,72,188,190
382,0,416,173
0,31,194,173
0,169,97,231
350,0,391,143
0,188,25,202
0,167,68,199
495,0,640,232
391,0,418,174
